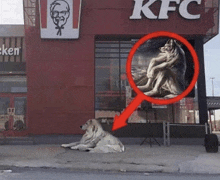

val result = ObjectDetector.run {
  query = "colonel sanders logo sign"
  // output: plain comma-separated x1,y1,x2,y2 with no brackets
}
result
39,0,82,39
50,0,70,36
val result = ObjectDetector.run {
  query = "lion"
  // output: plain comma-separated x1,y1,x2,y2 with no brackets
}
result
61,119,125,153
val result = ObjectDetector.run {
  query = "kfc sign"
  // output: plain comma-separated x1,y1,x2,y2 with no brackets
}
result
0,45,20,56
39,0,82,39
130,0,201,20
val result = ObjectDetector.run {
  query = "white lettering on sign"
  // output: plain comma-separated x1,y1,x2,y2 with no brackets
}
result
159,0,180,19
0,45,20,56
130,0,157,19
179,0,201,19
130,0,201,20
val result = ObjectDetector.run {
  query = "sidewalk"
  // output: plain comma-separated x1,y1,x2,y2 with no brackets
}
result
0,137,220,174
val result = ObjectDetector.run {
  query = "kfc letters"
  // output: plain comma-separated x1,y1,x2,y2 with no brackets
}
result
130,0,201,20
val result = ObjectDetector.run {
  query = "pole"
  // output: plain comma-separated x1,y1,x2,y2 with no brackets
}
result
210,77,215,96
210,77,216,131
195,38,208,124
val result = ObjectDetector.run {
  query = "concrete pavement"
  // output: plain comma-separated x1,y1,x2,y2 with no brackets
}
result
0,137,220,174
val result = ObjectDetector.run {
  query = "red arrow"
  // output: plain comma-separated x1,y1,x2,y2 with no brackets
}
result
112,94,144,131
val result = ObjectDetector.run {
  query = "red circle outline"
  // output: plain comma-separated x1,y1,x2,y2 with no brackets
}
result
127,31,199,105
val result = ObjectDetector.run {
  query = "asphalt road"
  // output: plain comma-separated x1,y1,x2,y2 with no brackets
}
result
1,167,220,180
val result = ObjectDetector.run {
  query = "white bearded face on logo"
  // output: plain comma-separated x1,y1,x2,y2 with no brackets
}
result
50,0,70,36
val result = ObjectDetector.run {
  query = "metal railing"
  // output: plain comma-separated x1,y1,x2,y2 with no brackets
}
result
163,122,210,146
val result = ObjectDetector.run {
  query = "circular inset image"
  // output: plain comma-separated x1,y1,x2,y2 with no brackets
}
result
126,31,199,105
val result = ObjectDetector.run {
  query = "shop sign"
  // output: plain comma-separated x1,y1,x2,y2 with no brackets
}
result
0,45,20,56
130,0,201,20
39,0,82,39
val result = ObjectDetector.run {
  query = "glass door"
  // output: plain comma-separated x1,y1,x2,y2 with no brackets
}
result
0,95,27,132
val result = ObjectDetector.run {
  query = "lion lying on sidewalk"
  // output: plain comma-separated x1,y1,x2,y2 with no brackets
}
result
61,119,125,153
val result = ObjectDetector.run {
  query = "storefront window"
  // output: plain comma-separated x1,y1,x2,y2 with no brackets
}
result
0,27,27,132
0,76,27,93
0,96,27,132
95,40,131,114
0,76,27,131
95,38,199,123
173,97,199,124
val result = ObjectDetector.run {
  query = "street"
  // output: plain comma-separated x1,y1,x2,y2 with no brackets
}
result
1,167,220,180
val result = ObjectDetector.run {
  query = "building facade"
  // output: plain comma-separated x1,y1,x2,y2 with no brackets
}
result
0,0,219,136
